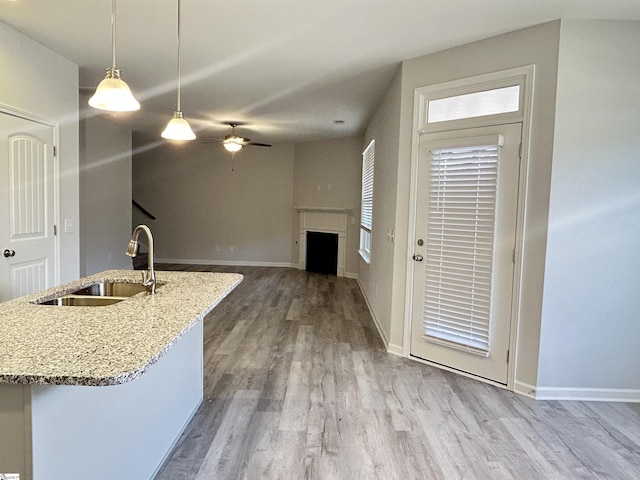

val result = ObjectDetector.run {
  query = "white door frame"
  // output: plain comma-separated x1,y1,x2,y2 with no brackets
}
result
0,103,61,289
403,65,535,390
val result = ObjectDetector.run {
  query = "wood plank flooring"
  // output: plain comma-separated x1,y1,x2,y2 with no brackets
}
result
153,265,640,480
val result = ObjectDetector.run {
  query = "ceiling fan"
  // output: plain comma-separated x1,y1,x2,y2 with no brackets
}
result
201,122,272,152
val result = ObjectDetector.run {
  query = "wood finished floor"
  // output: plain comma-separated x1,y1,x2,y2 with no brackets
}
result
153,265,640,480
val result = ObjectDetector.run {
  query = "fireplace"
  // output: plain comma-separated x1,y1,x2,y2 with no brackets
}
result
296,207,351,277
306,231,338,275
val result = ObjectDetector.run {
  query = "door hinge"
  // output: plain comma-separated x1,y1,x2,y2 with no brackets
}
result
53,146,57,157
512,248,516,264
518,143,522,159
53,225,57,236
507,349,510,363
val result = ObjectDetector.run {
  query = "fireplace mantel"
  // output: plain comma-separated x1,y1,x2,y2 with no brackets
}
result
296,207,352,277
295,206,354,215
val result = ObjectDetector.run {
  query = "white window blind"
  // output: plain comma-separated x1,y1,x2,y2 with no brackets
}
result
359,140,375,262
422,143,500,355
360,140,375,232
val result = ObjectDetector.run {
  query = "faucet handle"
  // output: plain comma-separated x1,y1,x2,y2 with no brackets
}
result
140,270,156,294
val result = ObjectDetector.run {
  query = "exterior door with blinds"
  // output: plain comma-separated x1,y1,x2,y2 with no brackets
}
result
410,123,521,384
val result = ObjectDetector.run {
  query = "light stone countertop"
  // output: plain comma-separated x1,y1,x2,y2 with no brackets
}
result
0,270,242,386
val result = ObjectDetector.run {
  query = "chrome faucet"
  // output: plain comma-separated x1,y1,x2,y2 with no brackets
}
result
126,224,156,294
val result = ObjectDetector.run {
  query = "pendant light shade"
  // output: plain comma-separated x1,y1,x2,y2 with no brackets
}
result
162,0,195,141
89,0,140,112
89,67,140,111
162,111,196,140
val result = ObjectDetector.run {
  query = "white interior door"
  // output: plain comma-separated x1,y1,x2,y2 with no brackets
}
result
410,123,521,384
0,112,56,302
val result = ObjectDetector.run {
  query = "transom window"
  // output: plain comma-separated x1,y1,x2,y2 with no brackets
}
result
427,85,520,124
415,66,532,133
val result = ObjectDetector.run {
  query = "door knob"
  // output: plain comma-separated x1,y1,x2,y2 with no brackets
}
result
412,254,423,262
3,249,15,258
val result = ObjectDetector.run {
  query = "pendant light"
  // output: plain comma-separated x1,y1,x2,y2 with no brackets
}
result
89,0,140,112
161,0,196,141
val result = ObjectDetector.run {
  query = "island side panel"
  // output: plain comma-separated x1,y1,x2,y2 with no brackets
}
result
0,384,33,479
29,318,204,480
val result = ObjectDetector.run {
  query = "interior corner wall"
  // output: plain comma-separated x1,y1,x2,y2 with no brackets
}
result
360,67,403,346
389,21,561,387
537,20,640,396
79,94,133,276
132,134,294,266
293,136,363,277
0,21,80,284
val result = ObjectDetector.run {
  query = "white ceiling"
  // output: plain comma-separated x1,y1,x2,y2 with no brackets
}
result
1,0,639,144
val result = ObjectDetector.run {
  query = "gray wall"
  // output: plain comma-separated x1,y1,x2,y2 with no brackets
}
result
363,19,640,397
537,20,640,394
363,21,561,389
293,136,363,276
79,98,133,275
360,68,402,344
132,135,295,266
132,134,364,271
0,22,80,284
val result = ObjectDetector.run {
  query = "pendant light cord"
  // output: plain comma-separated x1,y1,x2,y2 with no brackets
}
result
176,0,182,112
111,0,117,68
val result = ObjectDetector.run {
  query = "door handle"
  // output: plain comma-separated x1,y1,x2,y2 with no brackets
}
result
3,249,16,258
412,254,423,262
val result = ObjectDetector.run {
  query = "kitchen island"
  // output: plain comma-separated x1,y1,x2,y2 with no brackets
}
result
0,269,242,480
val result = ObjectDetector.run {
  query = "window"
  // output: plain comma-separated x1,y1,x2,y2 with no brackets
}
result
427,85,520,124
359,140,375,263
414,66,533,134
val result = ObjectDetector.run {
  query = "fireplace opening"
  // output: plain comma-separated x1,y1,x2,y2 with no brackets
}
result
306,231,338,275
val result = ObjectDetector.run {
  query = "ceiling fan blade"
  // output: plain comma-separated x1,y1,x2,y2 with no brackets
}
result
198,137,224,143
248,142,272,147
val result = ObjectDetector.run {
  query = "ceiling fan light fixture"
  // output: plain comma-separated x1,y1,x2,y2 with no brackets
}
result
223,141,243,152
89,0,140,112
162,111,196,140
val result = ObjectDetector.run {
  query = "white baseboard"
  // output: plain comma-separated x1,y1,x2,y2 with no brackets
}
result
157,259,357,276
156,258,296,268
356,278,390,349
513,381,640,402
387,343,404,357
535,386,640,403
514,381,538,399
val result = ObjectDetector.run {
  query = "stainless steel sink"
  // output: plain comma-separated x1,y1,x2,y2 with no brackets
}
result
33,280,162,307
37,296,125,307
71,281,149,297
